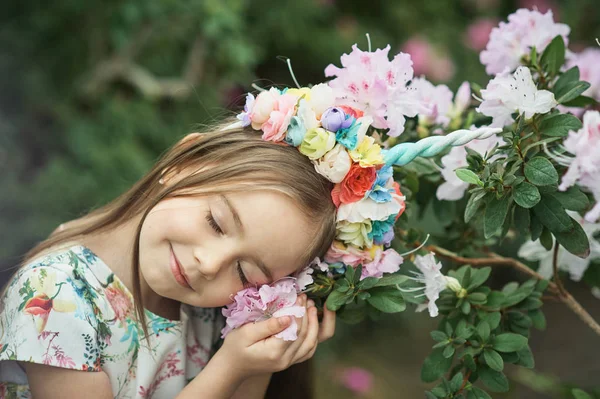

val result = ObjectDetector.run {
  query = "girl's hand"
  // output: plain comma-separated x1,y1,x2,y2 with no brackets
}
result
215,294,321,380
291,297,336,364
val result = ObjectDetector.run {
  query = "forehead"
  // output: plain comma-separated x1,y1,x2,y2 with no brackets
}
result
225,191,314,276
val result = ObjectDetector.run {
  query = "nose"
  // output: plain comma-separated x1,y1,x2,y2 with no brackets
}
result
192,247,223,281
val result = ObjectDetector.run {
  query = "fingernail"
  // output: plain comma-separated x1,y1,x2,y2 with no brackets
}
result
307,299,315,308
278,317,290,327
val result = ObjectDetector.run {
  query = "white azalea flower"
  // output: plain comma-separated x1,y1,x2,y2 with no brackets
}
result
401,252,462,317
477,66,557,127
517,212,600,281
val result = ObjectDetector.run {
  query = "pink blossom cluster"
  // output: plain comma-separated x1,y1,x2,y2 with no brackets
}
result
401,38,456,82
221,279,306,341
558,111,600,223
480,8,570,75
325,44,426,137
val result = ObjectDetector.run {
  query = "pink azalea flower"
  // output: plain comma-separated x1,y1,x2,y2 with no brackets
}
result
325,44,420,137
557,110,600,222
410,77,454,127
465,18,498,52
362,248,403,279
294,266,314,292
480,8,570,75
221,279,306,341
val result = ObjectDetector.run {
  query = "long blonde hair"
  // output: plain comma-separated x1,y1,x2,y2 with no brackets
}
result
21,121,337,338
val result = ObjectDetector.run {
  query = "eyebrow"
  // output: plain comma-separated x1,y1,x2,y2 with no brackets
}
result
220,194,273,282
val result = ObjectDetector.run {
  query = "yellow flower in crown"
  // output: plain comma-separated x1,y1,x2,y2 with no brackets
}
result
349,136,384,167
286,87,312,100
335,220,373,249
299,127,336,160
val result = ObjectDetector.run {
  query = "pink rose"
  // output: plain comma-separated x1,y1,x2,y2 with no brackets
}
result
324,240,372,268
261,93,297,142
250,88,281,130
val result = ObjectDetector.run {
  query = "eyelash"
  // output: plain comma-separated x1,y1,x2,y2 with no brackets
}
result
206,212,224,235
206,211,250,287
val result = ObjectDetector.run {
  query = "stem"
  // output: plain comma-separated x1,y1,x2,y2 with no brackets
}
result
457,370,472,394
425,245,600,337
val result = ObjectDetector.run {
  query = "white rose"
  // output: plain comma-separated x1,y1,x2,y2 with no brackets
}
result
314,144,352,183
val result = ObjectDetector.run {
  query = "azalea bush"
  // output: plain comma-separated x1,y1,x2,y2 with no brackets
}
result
219,7,600,398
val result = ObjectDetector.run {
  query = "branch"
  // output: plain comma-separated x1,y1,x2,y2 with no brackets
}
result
81,26,205,100
552,242,567,296
425,245,600,337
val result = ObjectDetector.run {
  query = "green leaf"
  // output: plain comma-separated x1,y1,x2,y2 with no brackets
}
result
478,365,509,392
467,267,491,290
486,312,502,330
326,290,352,311
373,274,409,287
514,205,531,235
514,182,541,208
485,291,506,310
524,157,558,186
465,190,486,223
358,277,379,290
421,348,454,383
554,217,591,258
470,386,492,399
533,195,573,233
515,346,535,368
468,292,487,305
456,168,484,186
572,388,593,399
431,330,448,342
484,196,511,238
530,212,544,240
492,333,528,352
483,349,504,371
556,81,592,104
552,66,579,95
443,345,455,359
540,35,565,76
529,309,547,330
366,287,406,313
337,303,367,324
450,372,464,392
550,187,590,212
477,321,491,341
538,113,583,137
539,226,553,250
562,95,598,108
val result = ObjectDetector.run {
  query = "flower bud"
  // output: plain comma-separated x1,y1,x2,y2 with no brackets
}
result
321,107,353,132
444,276,463,294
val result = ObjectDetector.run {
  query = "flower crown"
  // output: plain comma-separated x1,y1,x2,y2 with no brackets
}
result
235,83,407,280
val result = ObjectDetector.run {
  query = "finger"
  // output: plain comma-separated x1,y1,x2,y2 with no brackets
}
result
293,305,319,362
318,304,336,343
244,316,292,343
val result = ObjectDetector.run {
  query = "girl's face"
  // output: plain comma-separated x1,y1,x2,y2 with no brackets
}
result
138,190,316,308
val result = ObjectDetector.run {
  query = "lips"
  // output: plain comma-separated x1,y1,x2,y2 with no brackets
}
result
169,244,192,289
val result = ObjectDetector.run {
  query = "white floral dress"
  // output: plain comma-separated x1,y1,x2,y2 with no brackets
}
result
0,245,224,398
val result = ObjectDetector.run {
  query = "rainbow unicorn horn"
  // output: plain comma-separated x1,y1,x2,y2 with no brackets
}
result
383,127,503,166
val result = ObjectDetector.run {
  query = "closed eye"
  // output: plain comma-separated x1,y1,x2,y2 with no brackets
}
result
206,212,224,235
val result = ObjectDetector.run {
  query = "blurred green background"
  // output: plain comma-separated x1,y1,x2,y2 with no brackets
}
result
1,0,600,397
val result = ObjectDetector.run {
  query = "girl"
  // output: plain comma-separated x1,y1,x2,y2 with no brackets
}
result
0,125,338,398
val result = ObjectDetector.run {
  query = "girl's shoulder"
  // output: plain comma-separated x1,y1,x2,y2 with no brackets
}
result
0,245,121,373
